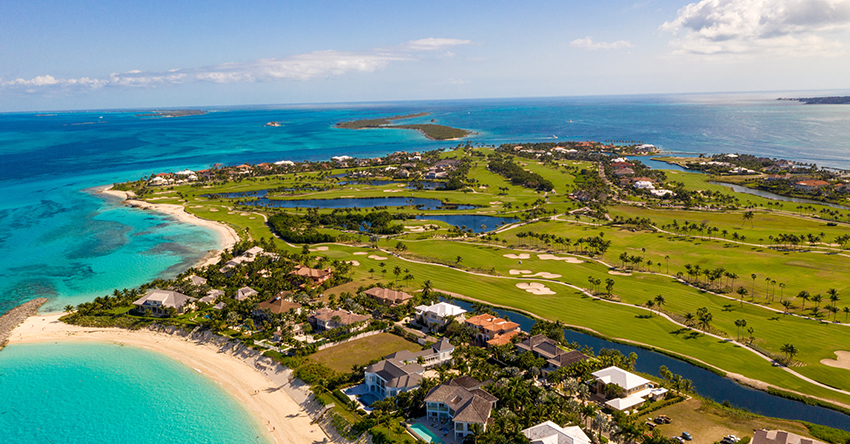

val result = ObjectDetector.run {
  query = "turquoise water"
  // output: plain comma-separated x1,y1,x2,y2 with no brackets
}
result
1,93,849,313
409,423,444,443
0,341,272,444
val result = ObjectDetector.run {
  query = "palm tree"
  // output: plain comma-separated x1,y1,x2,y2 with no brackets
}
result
422,280,433,296
751,273,757,298
736,286,748,307
779,282,786,302
827,304,840,322
797,290,810,310
646,299,655,315
844,306,850,322
654,295,666,312
697,307,712,333
828,288,840,305
780,343,798,364
665,255,670,274
64,304,75,313
684,312,695,328
455,255,463,265
812,293,823,310
781,299,792,314
393,266,402,282
742,210,754,227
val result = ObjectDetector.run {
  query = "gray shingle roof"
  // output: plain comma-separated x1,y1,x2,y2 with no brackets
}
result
424,377,497,425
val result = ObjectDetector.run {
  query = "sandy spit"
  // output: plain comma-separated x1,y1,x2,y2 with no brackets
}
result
101,186,239,269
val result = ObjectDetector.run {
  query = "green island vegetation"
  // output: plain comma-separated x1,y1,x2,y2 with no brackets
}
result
336,112,471,140
134,109,207,117
69,139,850,443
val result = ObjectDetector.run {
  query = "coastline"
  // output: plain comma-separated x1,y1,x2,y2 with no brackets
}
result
7,313,329,444
99,185,240,269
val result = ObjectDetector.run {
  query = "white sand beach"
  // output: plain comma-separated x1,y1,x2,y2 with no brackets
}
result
8,314,328,444
101,186,239,268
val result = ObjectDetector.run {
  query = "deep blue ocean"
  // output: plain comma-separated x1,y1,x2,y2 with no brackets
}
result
3,93,849,313
2,93,850,441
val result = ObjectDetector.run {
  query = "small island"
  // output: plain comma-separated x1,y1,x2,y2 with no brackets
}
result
264,121,283,127
778,96,850,105
336,112,471,140
136,109,208,118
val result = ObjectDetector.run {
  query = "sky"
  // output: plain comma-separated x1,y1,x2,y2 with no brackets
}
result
1,0,850,112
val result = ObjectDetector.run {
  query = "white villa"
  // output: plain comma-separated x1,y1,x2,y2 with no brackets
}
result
132,289,197,317
414,302,467,331
235,286,259,301
522,420,591,444
364,338,455,399
591,366,667,411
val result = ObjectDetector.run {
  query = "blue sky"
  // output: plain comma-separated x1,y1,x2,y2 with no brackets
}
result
2,0,849,111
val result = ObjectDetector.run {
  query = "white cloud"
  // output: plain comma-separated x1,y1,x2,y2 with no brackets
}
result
401,38,472,51
0,38,471,94
570,37,634,50
660,0,850,55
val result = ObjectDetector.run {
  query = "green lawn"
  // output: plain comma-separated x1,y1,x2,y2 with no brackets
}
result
309,333,423,373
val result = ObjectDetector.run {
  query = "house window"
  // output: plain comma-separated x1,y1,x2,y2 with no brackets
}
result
455,423,463,431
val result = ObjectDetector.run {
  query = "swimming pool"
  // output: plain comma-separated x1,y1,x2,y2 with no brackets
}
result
409,423,444,443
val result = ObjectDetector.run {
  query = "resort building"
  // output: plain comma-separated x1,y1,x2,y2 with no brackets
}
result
465,314,521,347
516,335,590,371
290,265,333,286
255,294,302,319
364,287,414,306
235,286,259,301
132,289,197,317
424,376,498,441
414,302,467,331
794,180,830,192
522,420,591,444
591,366,666,411
186,275,207,286
753,430,824,444
309,308,370,332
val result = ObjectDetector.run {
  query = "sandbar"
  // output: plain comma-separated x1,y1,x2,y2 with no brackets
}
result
101,186,239,269
8,314,327,444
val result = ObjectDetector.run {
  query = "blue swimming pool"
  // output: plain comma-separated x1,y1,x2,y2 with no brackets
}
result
409,423,444,444
358,393,380,406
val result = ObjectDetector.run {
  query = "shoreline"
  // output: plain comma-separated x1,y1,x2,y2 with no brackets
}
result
6,313,329,444
99,185,240,269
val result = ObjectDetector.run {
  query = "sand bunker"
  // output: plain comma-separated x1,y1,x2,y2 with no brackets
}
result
405,226,426,233
504,253,531,260
191,205,204,208
368,255,388,260
538,254,583,263
516,282,556,295
249,217,256,219
383,189,402,193
347,260,360,266
608,271,632,276
240,212,250,216
528,272,561,279
397,184,406,187
489,201,503,205
209,208,219,212
510,269,533,275
821,351,850,370
309,246,329,251
227,211,236,214
353,252,368,256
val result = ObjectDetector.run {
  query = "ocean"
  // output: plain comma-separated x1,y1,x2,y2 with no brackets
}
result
3,93,849,313
2,92,850,441
0,341,271,444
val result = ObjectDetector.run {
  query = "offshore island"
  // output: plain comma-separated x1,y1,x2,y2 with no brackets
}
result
336,112,472,140
7,140,850,444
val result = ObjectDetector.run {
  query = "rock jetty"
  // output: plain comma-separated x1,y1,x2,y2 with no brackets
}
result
0,298,48,349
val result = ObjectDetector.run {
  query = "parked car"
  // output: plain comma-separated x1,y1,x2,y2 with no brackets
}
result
681,432,693,441
646,422,657,429
721,435,741,444
658,415,672,423
672,437,685,443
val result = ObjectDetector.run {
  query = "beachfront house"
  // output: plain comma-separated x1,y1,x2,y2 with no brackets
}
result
464,314,521,347
309,308,370,332
132,289,197,317
591,366,666,411
794,180,830,193
235,286,259,301
364,358,424,400
414,302,467,331
516,334,590,372
364,287,414,307
522,420,591,444
254,294,302,320
424,376,498,441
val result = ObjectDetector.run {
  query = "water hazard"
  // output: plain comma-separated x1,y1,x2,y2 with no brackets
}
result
449,299,850,430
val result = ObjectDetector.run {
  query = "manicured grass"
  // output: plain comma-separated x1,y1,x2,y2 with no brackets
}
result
646,398,813,443
309,333,422,374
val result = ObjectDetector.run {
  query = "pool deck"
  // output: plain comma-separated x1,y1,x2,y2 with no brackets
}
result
411,416,462,443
